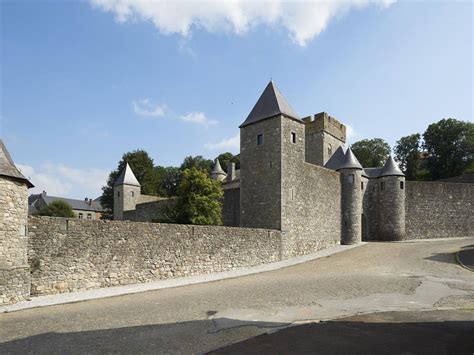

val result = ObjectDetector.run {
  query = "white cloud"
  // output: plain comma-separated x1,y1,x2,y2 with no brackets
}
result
17,163,109,199
205,133,240,152
346,124,358,142
180,112,218,127
91,0,396,46
133,98,167,117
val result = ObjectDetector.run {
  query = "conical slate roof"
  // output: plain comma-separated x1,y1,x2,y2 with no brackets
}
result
335,147,363,171
115,163,140,186
324,146,347,170
211,158,226,177
380,156,404,177
240,81,300,128
0,140,34,187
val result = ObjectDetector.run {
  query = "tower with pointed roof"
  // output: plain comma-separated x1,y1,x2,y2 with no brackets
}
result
113,163,141,220
210,158,227,182
0,140,34,305
377,156,406,241
239,80,302,230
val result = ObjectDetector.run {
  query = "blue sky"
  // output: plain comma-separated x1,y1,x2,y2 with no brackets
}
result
1,0,472,199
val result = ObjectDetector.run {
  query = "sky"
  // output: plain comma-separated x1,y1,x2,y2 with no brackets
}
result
1,0,472,199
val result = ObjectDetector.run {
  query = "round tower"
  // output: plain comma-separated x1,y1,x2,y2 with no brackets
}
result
0,140,34,305
210,158,227,182
337,148,364,245
377,156,405,241
113,163,141,221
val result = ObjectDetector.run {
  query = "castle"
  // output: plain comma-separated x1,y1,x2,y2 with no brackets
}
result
115,81,407,247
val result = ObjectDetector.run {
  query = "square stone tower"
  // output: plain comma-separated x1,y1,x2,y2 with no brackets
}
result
113,163,141,220
303,112,346,166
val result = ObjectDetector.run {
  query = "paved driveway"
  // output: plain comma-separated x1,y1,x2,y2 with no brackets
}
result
1,238,473,354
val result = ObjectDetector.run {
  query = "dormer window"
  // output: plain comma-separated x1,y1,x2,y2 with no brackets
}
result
257,134,263,145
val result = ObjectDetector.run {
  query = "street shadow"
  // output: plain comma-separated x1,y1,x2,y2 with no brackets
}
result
424,252,458,265
1,315,473,354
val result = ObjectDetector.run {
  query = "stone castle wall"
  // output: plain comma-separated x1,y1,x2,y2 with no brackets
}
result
123,198,176,222
223,187,240,227
280,118,342,258
405,181,474,239
0,177,30,305
27,217,282,296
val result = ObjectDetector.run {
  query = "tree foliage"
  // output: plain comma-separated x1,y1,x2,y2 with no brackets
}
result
37,200,76,218
394,133,421,181
180,155,213,174
155,166,182,197
217,152,240,172
351,138,391,168
173,167,223,225
423,118,474,180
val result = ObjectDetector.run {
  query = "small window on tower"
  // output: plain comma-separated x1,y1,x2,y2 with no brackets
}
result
346,174,354,184
257,134,263,145
400,181,404,190
381,182,385,191
131,191,134,197
291,132,296,144
361,181,364,190
328,144,333,157
117,191,120,197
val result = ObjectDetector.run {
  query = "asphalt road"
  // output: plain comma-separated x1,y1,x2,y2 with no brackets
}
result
1,238,473,354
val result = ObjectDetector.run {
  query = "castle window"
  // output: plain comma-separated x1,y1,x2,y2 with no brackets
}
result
381,182,385,191
400,181,404,190
117,191,120,197
87,214,92,220
78,213,83,219
346,174,354,184
131,191,134,197
19,225,26,236
361,181,364,190
328,144,333,157
257,134,263,145
291,132,296,144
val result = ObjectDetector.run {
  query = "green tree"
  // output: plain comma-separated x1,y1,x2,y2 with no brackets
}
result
155,166,181,197
217,152,240,172
351,138,391,167
173,167,223,225
100,149,158,219
423,118,474,179
394,133,421,181
37,200,76,218
180,155,213,174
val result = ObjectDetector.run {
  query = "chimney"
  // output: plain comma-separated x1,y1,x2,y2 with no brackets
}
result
227,162,236,183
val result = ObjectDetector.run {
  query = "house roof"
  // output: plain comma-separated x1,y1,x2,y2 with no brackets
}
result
335,147,363,171
115,163,140,186
31,193,104,212
380,156,404,177
363,168,383,179
0,140,34,187
240,81,300,128
211,158,226,177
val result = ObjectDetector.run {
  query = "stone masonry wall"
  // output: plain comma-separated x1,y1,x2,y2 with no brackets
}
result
123,198,176,222
0,177,30,305
405,181,474,239
28,217,282,296
223,187,240,227
281,118,342,258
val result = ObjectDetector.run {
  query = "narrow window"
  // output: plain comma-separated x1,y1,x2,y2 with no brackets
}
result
131,191,134,197
346,174,354,184
381,182,385,191
269,160,273,168
257,134,263,145
19,225,26,236
87,214,92,220
78,213,83,219
328,144,333,157
117,191,120,197
361,181,364,190
400,181,404,190
291,132,296,144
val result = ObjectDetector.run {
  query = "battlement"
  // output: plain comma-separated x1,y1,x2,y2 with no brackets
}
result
303,112,346,142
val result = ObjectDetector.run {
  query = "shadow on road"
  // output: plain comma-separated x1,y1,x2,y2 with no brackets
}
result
424,252,458,265
1,312,473,354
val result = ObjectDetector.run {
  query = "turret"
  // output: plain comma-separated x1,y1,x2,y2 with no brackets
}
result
336,147,363,245
113,163,141,220
0,140,34,305
377,156,405,241
210,158,227,182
